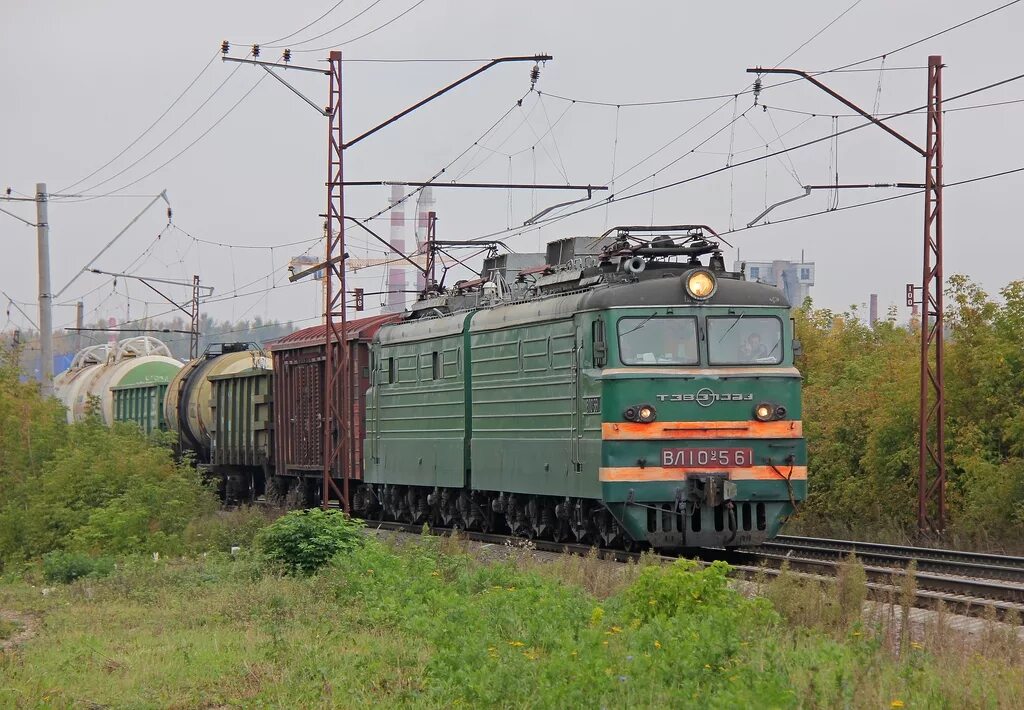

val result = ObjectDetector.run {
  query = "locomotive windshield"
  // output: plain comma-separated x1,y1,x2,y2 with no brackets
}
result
617,316,699,365
707,315,783,365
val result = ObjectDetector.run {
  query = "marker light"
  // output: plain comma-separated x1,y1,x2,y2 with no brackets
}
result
754,403,774,421
685,270,717,299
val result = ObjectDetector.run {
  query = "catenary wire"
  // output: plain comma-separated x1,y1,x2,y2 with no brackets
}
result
287,0,429,53
538,0,1021,108
59,51,221,193
723,165,1024,237
59,72,269,202
69,55,250,196
538,71,1024,226
452,71,1024,248
260,0,349,46
266,0,387,48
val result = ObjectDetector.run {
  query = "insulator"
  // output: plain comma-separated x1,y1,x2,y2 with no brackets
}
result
221,40,229,55
530,64,541,87
283,48,291,63
252,44,260,58
166,207,172,222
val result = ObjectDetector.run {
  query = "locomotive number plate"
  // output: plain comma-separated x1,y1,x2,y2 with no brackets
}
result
661,447,753,468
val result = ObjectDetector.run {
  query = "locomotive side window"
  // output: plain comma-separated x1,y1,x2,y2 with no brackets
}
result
617,316,699,365
707,315,784,365
387,356,397,384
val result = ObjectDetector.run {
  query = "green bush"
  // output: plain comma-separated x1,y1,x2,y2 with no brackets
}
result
622,559,763,622
257,509,364,575
41,550,114,584
0,418,217,561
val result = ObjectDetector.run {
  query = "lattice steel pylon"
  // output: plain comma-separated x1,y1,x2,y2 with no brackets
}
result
747,55,946,535
189,275,200,360
323,50,351,511
918,55,946,533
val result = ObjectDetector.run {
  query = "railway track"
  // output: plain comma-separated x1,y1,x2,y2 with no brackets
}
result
366,520,1024,623
770,535,1024,575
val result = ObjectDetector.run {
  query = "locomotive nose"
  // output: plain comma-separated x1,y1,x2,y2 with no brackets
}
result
598,368,805,549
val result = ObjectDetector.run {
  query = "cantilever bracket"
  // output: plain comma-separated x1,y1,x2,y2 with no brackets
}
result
747,67,926,157
524,187,595,225
746,182,925,227
260,65,328,116
747,187,812,227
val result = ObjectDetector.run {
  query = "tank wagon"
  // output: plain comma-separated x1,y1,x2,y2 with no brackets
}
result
55,337,181,426
163,342,273,501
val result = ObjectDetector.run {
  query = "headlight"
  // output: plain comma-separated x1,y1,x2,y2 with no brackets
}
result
753,403,787,421
685,269,717,300
624,404,657,423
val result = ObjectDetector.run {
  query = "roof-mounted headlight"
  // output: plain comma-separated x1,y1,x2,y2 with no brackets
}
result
685,269,717,300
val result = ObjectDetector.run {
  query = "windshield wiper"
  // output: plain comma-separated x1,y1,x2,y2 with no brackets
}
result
716,313,744,343
619,314,656,337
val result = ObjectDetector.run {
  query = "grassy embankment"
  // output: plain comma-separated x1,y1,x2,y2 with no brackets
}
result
1,510,1021,708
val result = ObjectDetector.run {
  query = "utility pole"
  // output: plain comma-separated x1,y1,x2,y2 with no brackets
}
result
749,55,946,534
74,301,84,352
35,183,53,397
190,275,201,359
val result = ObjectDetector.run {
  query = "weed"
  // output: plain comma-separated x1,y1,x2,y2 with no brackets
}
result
257,509,364,575
836,553,868,629
184,506,274,554
41,550,114,584
898,560,917,653
0,618,21,640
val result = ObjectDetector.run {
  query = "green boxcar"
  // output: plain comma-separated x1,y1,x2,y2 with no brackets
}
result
208,368,274,468
111,381,169,435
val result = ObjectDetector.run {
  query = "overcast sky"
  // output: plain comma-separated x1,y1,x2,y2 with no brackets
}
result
2,0,1022,340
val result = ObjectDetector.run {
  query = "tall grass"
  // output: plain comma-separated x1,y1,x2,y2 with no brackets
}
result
1,518,1021,708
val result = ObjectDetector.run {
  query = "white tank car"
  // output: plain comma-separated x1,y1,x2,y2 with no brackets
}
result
54,337,182,424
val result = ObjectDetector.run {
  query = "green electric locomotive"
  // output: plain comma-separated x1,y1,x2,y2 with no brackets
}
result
354,225,806,550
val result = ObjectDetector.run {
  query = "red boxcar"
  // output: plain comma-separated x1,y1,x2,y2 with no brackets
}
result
268,314,401,483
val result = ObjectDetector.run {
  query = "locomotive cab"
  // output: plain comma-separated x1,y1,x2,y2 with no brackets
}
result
585,266,806,549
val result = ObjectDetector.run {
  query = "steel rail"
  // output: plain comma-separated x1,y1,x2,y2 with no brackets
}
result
773,535,1024,569
735,551,1024,605
758,541,1024,584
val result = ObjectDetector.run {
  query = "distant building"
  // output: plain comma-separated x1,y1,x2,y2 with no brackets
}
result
733,258,815,306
